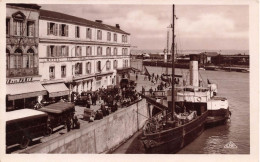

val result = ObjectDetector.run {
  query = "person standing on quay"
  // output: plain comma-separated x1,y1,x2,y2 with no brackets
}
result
142,86,145,95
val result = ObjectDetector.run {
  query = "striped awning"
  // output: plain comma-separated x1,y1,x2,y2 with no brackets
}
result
43,83,69,97
7,81,47,100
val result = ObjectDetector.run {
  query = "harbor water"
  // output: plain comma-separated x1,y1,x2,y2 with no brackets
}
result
113,67,250,154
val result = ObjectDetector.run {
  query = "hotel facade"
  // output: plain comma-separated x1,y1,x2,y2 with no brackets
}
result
6,4,131,111
38,9,131,101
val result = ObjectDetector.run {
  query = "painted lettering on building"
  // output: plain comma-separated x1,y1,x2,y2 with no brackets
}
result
6,77,33,84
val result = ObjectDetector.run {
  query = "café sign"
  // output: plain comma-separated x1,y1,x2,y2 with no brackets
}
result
6,77,33,84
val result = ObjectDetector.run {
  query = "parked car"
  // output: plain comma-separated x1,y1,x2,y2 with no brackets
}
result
38,102,76,135
6,109,48,150
120,78,137,89
75,91,92,106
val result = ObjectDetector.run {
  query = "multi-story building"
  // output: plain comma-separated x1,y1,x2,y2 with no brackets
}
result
38,9,131,101
6,4,46,111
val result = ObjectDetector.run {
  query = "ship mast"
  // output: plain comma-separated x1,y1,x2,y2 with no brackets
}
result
166,30,169,75
171,4,175,120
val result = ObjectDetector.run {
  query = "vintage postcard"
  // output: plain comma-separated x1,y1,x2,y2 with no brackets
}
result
0,0,258,162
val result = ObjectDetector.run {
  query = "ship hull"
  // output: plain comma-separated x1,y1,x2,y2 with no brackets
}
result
142,111,208,154
205,108,231,128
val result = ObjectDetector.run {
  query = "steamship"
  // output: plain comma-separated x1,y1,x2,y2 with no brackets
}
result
141,5,230,154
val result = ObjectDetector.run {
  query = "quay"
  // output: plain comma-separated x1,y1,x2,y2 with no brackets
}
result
14,74,157,154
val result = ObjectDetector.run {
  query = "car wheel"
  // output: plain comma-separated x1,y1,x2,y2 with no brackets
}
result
45,126,53,136
20,136,30,149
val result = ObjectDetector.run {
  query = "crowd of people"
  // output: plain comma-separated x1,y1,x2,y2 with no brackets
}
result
74,81,142,121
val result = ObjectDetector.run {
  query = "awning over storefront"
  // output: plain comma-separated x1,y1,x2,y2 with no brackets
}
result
7,81,47,100
96,72,113,77
116,67,132,74
43,83,69,98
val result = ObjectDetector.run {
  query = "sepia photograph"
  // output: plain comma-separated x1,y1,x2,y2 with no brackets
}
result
0,0,259,162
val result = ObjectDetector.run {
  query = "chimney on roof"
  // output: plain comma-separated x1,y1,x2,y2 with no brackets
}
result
116,24,120,29
95,20,103,23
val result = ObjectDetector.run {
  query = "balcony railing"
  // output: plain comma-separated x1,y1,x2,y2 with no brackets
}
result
40,55,130,63
6,67,38,77
6,36,39,46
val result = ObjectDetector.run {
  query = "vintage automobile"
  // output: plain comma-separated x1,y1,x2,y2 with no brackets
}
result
75,91,92,106
38,102,75,135
6,109,48,150
120,78,137,89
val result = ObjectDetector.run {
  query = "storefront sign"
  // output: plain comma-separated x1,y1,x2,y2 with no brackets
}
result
6,77,33,84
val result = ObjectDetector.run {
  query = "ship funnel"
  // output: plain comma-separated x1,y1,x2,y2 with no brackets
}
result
189,54,199,87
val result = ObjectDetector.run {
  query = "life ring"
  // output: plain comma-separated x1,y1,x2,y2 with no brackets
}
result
197,97,202,102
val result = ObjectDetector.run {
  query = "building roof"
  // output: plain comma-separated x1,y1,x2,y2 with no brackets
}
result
7,3,41,10
199,52,219,57
39,9,130,35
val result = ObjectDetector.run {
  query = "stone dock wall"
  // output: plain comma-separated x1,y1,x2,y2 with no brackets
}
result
23,99,148,153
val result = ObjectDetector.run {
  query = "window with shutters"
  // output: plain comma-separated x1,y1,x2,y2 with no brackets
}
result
6,18,10,36
97,30,102,40
122,35,124,43
75,46,82,57
114,33,117,42
107,32,111,41
87,28,92,39
27,21,34,37
122,48,125,55
106,47,111,56
14,20,23,36
76,26,80,38
86,46,92,56
86,62,91,74
106,60,111,70
48,22,57,35
97,46,102,56
61,65,66,78
97,61,101,72
125,35,127,43
114,48,117,55
60,24,68,37
75,63,82,75
49,66,55,79
113,60,118,69
61,46,66,56
48,46,55,57
125,48,128,55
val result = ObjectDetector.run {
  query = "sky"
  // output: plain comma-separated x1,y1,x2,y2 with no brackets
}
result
40,4,249,51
